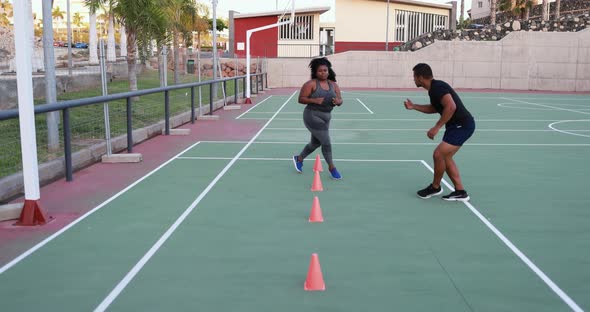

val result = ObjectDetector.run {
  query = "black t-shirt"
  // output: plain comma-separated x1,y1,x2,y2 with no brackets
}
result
428,79,473,126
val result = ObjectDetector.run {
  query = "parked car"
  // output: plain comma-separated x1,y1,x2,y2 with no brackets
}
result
75,42,88,49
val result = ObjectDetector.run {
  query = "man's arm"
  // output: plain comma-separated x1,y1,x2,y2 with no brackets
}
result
404,98,437,114
433,94,456,128
298,81,323,105
426,94,456,139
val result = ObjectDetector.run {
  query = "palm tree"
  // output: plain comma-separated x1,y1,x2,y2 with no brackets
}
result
86,0,99,64
490,0,497,25
542,0,549,20
0,0,13,27
119,23,127,57
192,2,210,53
114,0,166,94
73,12,82,42
52,6,65,40
460,0,465,28
86,0,117,61
164,0,197,84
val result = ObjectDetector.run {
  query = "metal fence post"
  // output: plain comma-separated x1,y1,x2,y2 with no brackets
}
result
164,90,170,135
191,87,195,123
234,78,238,104
126,97,133,152
63,108,72,182
209,83,213,115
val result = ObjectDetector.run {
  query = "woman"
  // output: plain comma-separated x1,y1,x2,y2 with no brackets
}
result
292,57,343,180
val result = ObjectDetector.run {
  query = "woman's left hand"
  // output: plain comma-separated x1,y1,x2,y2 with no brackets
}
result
332,98,343,106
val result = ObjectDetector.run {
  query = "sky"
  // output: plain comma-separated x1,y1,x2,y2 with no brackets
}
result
28,0,471,23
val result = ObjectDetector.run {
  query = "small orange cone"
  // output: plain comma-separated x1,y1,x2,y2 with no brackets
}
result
313,154,323,172
309,196,324,223
311,170,323,192
304,253,326,291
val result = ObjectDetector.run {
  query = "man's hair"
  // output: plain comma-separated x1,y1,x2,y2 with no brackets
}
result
309,57,337,82
412,63,433,79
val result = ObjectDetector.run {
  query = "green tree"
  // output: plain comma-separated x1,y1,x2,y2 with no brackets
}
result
0,0,13,27
208,17,227,31
164,0,198,84
114,0,166,94
73,12,83,42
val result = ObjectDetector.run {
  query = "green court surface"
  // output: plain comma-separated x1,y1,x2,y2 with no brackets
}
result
0,91,589,311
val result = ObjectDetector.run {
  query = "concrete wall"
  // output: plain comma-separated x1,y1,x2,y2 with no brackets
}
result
267,28,590,91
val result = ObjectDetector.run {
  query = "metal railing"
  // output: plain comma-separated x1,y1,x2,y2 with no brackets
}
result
0,72,267,182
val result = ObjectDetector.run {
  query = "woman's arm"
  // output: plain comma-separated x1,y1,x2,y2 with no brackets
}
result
332,82,343,106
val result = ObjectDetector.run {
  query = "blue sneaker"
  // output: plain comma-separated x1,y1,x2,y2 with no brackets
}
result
329,167,342,180
293,155,303,173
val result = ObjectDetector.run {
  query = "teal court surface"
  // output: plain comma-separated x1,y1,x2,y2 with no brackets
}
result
0,89,589,311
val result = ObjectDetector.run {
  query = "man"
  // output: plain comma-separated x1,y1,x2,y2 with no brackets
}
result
404,63,476,201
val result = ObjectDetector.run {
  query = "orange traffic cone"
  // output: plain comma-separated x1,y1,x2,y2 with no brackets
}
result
311,170,323,192
304,253,326,291
313,154,323,172
309,196,324,223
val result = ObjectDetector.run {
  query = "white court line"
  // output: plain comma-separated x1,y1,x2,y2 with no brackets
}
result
246,111,372,115
502,97,590,116
265,128,567,132
419,161,583,312
549,120,590,138
250,141,590,147
342,91,590,101
356,98,374,114
94,91,298,311
0,141,203,275
188,141,590,147
177,156,420,162
238,117,565,122
235,95,273,119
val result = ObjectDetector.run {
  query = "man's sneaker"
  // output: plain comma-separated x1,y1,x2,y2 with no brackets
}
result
293,155,303,173
329,167,342,180
417,184,443,199
442,190,470,201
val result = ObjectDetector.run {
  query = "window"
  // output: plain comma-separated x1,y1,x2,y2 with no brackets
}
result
478,1,483,8
394,10,448,42
279,15,314,40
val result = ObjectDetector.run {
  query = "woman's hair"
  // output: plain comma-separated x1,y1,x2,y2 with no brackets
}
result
309,57,337,82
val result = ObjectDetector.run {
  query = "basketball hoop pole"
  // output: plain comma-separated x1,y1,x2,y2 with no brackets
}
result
13,0,50,225
245,1,295,104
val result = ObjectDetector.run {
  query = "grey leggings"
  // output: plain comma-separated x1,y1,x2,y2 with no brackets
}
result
299,108,333,165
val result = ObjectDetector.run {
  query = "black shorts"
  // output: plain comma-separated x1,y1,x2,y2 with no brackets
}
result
443,119,476,146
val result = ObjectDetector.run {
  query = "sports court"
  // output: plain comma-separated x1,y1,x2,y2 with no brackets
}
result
0,88,588,311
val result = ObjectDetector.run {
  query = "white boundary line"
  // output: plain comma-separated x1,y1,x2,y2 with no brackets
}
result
549,120,590,138
177,157,420,162
235,95,273,119
238,117,566,122
502,97,590,116
498,103,590,111
0,141,203,275
356,98,374,114
246,112,372,115
419,160,583,312
342,91,590,101
192,141,590,147
94,91,298,311
265,128,572,132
